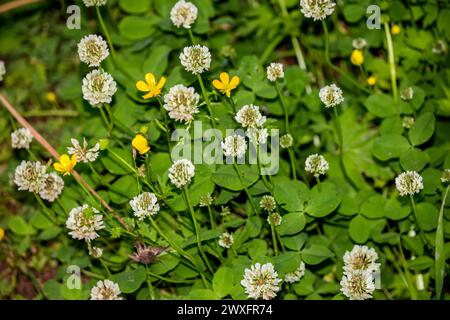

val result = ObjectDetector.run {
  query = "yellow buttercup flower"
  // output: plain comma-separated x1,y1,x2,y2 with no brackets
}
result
391,24,401,35
132,134,150,155
212,72,240,98
0,227,4,241
136,73,166,99
367,76,376,86
54,154,77,176
350,49,364,66
46,92,57,103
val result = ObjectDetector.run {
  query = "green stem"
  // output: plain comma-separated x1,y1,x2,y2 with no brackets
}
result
95,6,116,60
105,104,115,133
257,145,272,190
188,28,195,45
315,176,322,191
410,195,428,247
333,107,344,157
435,185,449,299
99,107,111,136
384,22,398,101
148,269,196,284
23,110,79,117
270,222,279,255
197,74,217,130
275,81,290,134
34,194,59,224
290,36,311,94
207,205,215,229
287,148,298,181
233,163,258,215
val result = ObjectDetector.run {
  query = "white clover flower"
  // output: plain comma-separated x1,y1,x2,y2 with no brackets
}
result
260,195,276,212
340,270,375,300
241,262,281,300
179,45,211,74
280,133,293,149
0,60,6,81
267,212,282,226
82,69,117,107
129,192,160,221
395,171,423,196
67,138,100,163
402,116,415,129
77,34,109,67
14,161,48,193
170,0,198,29
163,84,199,123
235,104,266,128
305,154,329,177
300,0,336,21
284,261,306,283
39,172,64,202
441,169,450,183
90,280,122,300
400,87,414,101
11,128,33,149
319,84,344,108
66,204,104,242
246,128,268,146
218,232,234,249
168,159,195,188
352,38,367,50
266,62,284,82
221,134,247,158
89,246,103,259
199,193,213,207
82,0,107,7
343,245,380,274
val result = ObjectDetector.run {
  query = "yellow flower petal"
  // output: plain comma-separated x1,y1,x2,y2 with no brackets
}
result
229,76,240,89
213,79,226,90
219,72,230,85
145,73,156,86
136,80,150,92
60,154,70,164
71,154,77,167
156,76,166,90
53,162,63,172
143,91,154,99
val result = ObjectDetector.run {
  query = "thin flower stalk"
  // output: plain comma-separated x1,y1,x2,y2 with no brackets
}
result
384,21,398,101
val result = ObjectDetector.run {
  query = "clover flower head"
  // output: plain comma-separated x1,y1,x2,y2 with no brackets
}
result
82,0,107,7
352,38,367,50
432,40,447,55
163,84,200,123
400,87,414,101
266,62,284,82
267,212,282,226
235,104,266,128
77,34,109,67
280,133,293,148
221,134,247,158
395,171,423,196
0,60,5,81
66,204,104,242
241,262,281,300
82,69,117,107
305,154,329,177
89,246,103,259
220,206,231,216
199,193,213,207
170,0,198,29
441,169,450,183
129,192,160,221
343,245,380,274
168,159,195,188
11,128,33,149
340,270,375,300
129,242,166,265
402,116,415,129
14,161,48,193
67,138,100,163
218,232,234,249
300,0,336,21
284,262,306,283
246,128,268,146
260,195,276,212
39,172,64,202
90,280,122,300
179,45,211,74
319,84,344,108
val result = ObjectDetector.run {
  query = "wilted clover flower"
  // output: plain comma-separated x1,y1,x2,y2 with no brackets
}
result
441,169,450,183
163,84,199,123
266,62,284,82
77,35,109,67
402,116,415,129
280,133,293,148
67,138,100,163
235,104,266,128
305,154,329,177
220,206,231,216
89,246,103,259
66,205,104,242
300,0,336,21
395,171,423,196
352,38,367,50
340,270,375,300
319,84,344,108
199,193,213,207
82,69,117,107
246,128,268,146
129,192,160,221
82,0,107,7
221,134,247,158
170,0,198,29
241,262,281,300
218,232,234,249
284,261,306,283
90,280,122,300
14,160,48,193
168,159,195,188
260,195,276,212
129,242,166,265
39,172,64,202
432,40,447,55
343,245,380,274
11,128,33,149
400,87,414,101
0,60,5,81
179,45,211,74
267,212,282,226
